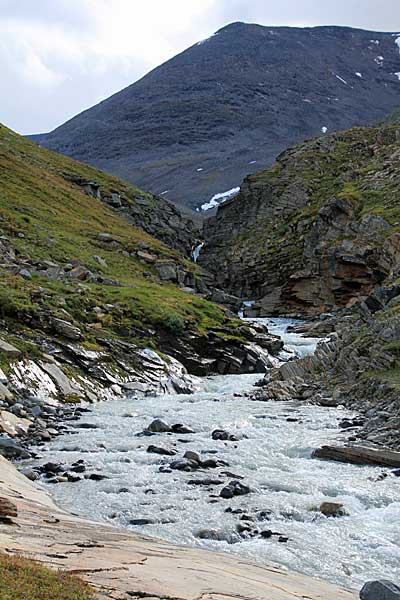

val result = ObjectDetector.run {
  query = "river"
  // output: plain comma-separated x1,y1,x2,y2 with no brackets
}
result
29,319,400,590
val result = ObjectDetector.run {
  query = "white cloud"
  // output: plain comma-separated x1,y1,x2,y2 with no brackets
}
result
2,0,400,134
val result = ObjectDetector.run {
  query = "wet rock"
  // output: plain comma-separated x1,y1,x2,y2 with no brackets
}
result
220,480,251,499
360,580,400,600
147,419,171,433
188,478,223,486
147,445,177,456
0,437,31,459
319,501,346,517
129,518,155,526
171,424,195,434
211,429,239,442
170,458,199,472
183,450,201,462
278,536,289,543
86,473,109,481
19,468,39,481
195,528,237,543
313,445,400,468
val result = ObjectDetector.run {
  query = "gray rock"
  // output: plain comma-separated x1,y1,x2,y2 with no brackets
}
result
50,318,83,340
184,450,201,463
147,419,171,433
0,437,30,459
360,580,400,600
0,339,21,356
147,445,176,456
220,480,251,499
18,268,31,280
170,458,199,471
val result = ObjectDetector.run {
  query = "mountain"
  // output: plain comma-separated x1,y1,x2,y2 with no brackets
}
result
35,23,400,210
200,123,400,316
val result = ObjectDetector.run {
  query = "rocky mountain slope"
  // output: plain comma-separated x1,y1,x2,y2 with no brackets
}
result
34,23,400,209
0,123,278,412
201,124,400,316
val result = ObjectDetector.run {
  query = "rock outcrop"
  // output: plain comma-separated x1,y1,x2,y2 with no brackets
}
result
202,125,400,315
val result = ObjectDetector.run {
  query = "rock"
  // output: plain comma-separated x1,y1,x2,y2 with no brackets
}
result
184,450,201,463
50,318,83,340
360,580,400,600
98,233,113,242
0,339,21,356
170,458,199,471
0,437,30,459
147,419,172,433
18,268,32,280
155,261,177,281
312,445,400,468
212,429,239,442
93,255,107,267
195,529,237,543
0,410,32,437
0,497,17,521
319,501,346,517
0,368,7,385
0,383,13,401
19,468,39,481
129,518,155,526
171,424,195,434
86,473,108,481
147,445,176,456
187,478,223,486
220,480,251,499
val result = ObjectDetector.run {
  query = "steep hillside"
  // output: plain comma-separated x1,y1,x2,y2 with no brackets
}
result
0,124,275,405
201,124,400,316
36,23,400,209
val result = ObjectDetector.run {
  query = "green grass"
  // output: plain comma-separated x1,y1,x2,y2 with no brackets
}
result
0,554,96,600
0,123,244,350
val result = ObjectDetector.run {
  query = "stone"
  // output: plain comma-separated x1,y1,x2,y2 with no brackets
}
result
0,368,8,384
129,518,155,526
312,445,400,468
155,261,177,281
93,255,107,267
147,419,171,433
0,382,13,401
319,501,346,518
0,410,32,437
147,445,176,457
98,233,113,242
0,437,30,459
18,268,31,280
0,339,21,356
50,318,83,340
171,424,195,434
360,580,400,600
220,480,251,499
184,450,201,463
212,429,239,442
170,458,199,471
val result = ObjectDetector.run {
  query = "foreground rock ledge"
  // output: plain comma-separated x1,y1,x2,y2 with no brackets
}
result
0,455,356,600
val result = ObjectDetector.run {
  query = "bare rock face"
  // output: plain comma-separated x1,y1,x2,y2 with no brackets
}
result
201,125,400,316
360,580,400,600
34,23,400,210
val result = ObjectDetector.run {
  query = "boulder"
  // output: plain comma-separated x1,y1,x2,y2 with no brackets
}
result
155,261,177,281
147,419,171,433
0,437,31,459
147,445,176,456
319,501,346,517
0,339,21,356
360,580,400,600
50,318,83,340
0,410,32,437
220,480,251,499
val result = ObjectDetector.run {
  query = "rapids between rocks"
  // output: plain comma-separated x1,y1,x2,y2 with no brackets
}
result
27,319,400,591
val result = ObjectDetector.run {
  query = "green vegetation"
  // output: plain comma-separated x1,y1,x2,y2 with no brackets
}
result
0,554,96,600
0,123,244,351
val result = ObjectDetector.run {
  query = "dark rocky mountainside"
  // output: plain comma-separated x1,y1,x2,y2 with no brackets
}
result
35,23,400,209
201,124,400,316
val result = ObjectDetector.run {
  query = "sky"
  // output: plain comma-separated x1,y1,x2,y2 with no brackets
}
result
2,0,400,134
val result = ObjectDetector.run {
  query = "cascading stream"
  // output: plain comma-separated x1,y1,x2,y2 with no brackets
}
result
27,319,400,591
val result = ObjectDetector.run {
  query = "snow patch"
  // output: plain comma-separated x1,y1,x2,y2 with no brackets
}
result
370,39,380,45
196,168,203,172
303,98,312,103
160,190,169,195
395,72,400,81
197,32,218,46
395,36,400,53
355,72,362,78
249,160,257,164
335,75,348,85
201,187,240,211
374,56,384,66
321,126,328,134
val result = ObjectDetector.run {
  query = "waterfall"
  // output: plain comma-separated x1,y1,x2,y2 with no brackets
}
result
192,242,205,263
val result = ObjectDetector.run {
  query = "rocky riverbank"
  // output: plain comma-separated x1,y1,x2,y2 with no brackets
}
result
0,436,359,600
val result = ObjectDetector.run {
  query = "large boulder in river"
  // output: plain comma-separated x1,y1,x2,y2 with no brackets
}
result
220,480,251,499
360,580,400,600
147,419,171,433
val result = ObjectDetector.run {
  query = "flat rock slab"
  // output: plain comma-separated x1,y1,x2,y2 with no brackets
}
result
0,455,357,600
313,445,400,468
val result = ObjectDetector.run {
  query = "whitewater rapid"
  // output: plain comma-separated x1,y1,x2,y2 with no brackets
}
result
29,319,400,590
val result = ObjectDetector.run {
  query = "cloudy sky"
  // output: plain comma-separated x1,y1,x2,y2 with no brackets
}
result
2,0,400,134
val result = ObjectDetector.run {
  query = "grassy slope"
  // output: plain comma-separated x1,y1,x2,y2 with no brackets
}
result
0,554,96,600
0,124,242,352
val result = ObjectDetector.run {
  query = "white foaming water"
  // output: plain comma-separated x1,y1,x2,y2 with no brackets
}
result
30,320,400,591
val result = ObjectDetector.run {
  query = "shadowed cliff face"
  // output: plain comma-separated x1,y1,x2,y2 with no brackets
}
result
36,23,400,209
200,125,400,316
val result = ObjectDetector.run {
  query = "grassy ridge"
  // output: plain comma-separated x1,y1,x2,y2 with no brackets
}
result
0,124,242,351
